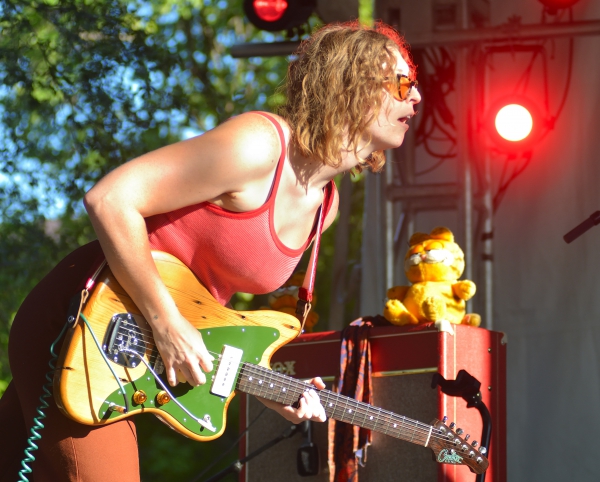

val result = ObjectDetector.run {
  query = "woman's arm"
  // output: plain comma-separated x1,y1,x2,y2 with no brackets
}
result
84,113,282,388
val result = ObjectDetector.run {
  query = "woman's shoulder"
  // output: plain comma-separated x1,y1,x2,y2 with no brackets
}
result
211,111,291,171
222,111,291,146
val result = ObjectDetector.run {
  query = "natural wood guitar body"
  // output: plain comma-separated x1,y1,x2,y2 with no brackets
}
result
54,250,300,441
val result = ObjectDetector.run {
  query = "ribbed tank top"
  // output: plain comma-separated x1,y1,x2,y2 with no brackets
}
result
146,112,335,306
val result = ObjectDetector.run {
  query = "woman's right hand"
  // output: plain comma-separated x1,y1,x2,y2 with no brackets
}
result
151,311,215,387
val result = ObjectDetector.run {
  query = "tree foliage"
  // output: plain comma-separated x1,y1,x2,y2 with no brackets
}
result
0,1,367,478
0,0,289,220
0,0,293,478
0,0,289,370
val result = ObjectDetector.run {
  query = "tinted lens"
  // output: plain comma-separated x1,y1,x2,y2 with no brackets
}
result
397,74,417,100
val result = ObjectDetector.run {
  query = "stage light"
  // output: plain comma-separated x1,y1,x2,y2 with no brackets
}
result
494,104,533,142
253,0,287,22
243,0,316,32
537,0,581,13
484,96,544,153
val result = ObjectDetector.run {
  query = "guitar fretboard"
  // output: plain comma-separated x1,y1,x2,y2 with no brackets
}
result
236,363,439,448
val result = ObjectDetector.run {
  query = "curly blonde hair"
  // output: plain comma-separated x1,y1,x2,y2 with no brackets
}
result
278,21,415,172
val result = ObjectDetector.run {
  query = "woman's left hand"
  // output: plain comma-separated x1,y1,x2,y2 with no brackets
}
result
256,377,327,423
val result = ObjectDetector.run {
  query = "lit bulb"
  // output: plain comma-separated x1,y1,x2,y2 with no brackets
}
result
494,104,533,142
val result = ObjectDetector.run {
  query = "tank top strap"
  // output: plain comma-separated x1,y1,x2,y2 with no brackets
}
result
250,111,287,206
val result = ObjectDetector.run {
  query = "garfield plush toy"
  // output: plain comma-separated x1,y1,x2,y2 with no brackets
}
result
384,227,481,327
266,271,320,333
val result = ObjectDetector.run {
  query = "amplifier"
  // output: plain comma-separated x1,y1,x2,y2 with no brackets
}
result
238,324,506,482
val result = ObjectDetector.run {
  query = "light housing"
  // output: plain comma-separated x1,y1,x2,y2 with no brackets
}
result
537,0,581,12
243,0,316,32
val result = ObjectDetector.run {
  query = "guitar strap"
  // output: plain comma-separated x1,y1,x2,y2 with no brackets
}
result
294,181,333,334
66,255,106,328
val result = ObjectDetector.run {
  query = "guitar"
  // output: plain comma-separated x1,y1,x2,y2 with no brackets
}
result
54,251,489,474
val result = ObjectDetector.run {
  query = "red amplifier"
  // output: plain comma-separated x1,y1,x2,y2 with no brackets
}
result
239,323,506,482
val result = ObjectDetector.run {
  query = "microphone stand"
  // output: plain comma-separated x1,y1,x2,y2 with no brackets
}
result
564,211,600,243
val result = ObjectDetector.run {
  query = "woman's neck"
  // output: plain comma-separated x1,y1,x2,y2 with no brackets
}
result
288,141,371,192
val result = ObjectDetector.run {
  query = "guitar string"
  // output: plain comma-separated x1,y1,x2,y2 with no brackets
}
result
102,328,479,453
106,327,477,451
240,365,440,446
108,322,265,363
239,363,481,450
109,327,223,365
235,371,444,448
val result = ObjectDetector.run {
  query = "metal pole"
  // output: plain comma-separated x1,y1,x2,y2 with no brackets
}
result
457,0,475,315
408,18,600,49
385,149,395,289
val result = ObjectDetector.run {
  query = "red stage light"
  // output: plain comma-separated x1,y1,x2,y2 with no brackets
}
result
485,96,544,153
494,104,533,142
243,0,315,32
253,0,288,22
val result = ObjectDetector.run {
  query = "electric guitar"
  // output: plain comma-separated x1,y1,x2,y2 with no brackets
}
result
54,251,489,474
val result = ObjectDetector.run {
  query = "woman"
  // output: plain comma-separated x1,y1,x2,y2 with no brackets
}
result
0,20,420,481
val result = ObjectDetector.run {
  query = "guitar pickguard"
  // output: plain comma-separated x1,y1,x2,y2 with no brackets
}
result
100,325,279,439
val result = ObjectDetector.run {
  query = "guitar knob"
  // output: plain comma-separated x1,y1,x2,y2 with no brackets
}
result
480,447,487,455
471,440,479,448
442,416,448,424
132,390,147,405
449,422,456,429
156,391,171,406
456,428,464,435
465,434,471,441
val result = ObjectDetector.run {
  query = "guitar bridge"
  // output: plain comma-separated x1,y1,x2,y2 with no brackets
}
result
102,313,147,368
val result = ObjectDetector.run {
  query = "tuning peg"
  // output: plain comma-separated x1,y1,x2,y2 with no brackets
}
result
471,440,479,448
456,428,464,435
480,447,487,455
442,416,448,424
464,434,471,441
449,422,456,429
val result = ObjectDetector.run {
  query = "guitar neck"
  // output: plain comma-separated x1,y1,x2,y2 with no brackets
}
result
237,363,434,447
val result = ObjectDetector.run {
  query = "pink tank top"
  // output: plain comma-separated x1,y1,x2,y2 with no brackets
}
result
146,112,336,306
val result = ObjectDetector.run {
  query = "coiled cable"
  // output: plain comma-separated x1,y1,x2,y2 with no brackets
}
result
18,321,69,481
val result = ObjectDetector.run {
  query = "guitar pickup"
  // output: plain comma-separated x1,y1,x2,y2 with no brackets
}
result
210,345,243,398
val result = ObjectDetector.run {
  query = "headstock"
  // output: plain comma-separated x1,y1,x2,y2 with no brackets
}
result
427,417,489,474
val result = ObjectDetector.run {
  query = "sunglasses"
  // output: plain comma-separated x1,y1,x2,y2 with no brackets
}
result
386,74,418,101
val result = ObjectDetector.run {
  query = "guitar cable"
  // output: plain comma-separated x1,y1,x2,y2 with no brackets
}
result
79,313,130,413
17,306,266,482
18,311,131,482
18,321,69,482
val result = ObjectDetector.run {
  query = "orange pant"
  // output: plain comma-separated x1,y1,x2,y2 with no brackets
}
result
0,242,140,481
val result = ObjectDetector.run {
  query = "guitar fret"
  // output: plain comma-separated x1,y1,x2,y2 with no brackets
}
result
340,395,350,422
409,418,417,442
370,406,380,431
